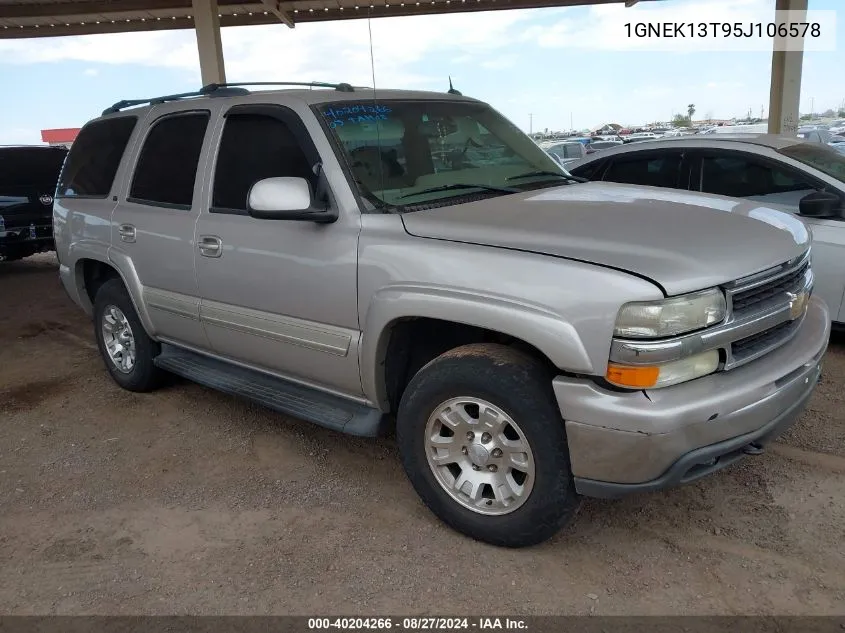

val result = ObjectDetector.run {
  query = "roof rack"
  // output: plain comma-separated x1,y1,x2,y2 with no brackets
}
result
102,81,355,115
201,81,356,93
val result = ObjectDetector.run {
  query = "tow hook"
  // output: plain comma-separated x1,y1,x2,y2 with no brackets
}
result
743,442,765,456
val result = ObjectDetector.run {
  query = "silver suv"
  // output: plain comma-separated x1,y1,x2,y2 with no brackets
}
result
55,82,830,547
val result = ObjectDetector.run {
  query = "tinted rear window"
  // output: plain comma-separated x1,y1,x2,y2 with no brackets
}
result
129,112,209,209
57,117,137,198
603,152,683,188
0,148,67,191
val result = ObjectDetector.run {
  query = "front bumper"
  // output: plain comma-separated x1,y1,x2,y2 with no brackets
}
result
554,296,830,498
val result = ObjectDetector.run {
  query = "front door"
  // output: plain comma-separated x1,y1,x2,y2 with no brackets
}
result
193,103,363,397
110,106,215,349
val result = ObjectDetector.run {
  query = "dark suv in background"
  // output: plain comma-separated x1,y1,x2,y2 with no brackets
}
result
0,145,68,262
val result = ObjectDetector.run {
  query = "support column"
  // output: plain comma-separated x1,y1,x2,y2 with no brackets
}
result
192,0,226,86
767,0,807,135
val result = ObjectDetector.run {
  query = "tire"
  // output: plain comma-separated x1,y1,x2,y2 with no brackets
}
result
93,278,163,392
396,343,580,547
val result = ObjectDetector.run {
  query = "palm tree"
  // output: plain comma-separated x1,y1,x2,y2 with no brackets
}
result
687,104,696,120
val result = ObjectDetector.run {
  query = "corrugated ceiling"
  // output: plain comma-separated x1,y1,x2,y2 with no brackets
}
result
0,0,640,38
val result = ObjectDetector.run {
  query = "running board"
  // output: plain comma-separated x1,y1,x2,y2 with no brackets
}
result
154,345,388,437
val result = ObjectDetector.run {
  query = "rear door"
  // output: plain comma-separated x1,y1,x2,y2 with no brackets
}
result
109,105,217,349
598,149,691,190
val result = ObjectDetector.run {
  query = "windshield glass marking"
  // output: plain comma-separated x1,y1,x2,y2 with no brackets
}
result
316,100,569,209
322,104,393,128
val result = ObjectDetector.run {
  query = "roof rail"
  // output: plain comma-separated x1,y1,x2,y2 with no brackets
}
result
102,81,356,115
101,85,249,115
200,81,356,93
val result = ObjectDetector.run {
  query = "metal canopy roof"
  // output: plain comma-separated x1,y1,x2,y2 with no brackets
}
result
0,0,643,38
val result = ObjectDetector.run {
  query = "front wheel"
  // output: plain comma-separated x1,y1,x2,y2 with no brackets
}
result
396,343,580,547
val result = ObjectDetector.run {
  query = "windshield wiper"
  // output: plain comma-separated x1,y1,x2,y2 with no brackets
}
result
398,183,519,200
507,170,587,183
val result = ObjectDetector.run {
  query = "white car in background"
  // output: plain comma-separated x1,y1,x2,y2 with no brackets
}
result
541,140,587,165
797,128,834,144
568,134,845,324
624,131,660,143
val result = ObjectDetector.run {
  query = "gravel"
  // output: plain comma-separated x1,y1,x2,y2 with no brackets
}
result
1,254,843,615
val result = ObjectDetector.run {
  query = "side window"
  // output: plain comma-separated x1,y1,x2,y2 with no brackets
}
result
602,152,682,189
212,112,314,212
129,112,209,209
701,155,815,198
569,159,606,181
57,117,137,198
563,144,583,159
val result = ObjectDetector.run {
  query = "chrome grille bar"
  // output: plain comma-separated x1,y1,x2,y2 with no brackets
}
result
610,252,813,371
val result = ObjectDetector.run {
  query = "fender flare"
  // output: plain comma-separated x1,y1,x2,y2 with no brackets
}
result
359,284,593,409
106,247,158,337
69,244,157,338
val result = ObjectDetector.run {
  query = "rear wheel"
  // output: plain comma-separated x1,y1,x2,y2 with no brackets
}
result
93,279,163,392
396,343,580,547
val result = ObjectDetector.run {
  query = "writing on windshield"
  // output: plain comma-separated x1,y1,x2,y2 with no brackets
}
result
316,99,564,209
322,104,393,128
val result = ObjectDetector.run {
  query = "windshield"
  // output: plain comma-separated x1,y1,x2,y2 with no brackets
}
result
316,99,570,209
778,142,845,182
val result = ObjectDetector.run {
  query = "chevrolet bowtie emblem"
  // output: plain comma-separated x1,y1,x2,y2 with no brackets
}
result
787,291,808,321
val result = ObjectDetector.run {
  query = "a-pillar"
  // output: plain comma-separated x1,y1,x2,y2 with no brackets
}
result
767,0,807,135
192,0,226,85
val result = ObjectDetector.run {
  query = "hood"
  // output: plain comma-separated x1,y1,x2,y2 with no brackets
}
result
400,182,810,296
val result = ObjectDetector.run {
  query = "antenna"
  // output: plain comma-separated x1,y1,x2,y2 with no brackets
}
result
367,12,385,195
448,77,462,96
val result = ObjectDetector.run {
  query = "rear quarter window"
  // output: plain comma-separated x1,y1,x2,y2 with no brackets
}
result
57,116,137,198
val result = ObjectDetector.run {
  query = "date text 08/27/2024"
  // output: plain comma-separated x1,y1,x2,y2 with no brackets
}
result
307,618,528,630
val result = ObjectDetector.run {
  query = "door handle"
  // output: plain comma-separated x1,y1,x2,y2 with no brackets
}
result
118,224,136,243
198,235,223,258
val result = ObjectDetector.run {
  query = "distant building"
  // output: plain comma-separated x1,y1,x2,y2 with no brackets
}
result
692,119,734,127
590,123,622,135
40,128,80,148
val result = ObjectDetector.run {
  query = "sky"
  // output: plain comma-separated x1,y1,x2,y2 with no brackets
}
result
0,0,842,144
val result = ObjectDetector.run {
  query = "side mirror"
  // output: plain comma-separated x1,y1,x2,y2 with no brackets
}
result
798,190,841,219
247,177,338,223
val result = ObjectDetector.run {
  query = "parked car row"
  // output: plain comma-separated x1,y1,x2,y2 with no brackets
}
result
52,83,829,548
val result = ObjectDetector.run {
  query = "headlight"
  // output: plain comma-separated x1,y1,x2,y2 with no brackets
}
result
606,350,720,389
614,288,726,338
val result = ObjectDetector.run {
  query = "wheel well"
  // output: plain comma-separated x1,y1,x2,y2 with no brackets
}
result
81,259,121,304
381,317,556,414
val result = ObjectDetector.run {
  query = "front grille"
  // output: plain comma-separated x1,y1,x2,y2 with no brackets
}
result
731,260,809,315
731,319,801,365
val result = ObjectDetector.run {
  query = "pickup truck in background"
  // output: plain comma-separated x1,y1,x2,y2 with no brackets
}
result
0,146,67,262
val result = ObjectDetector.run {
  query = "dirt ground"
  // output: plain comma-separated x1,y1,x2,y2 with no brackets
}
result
0,254,843,616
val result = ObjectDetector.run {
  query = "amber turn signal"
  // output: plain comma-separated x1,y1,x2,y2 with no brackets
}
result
605,363,660,389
